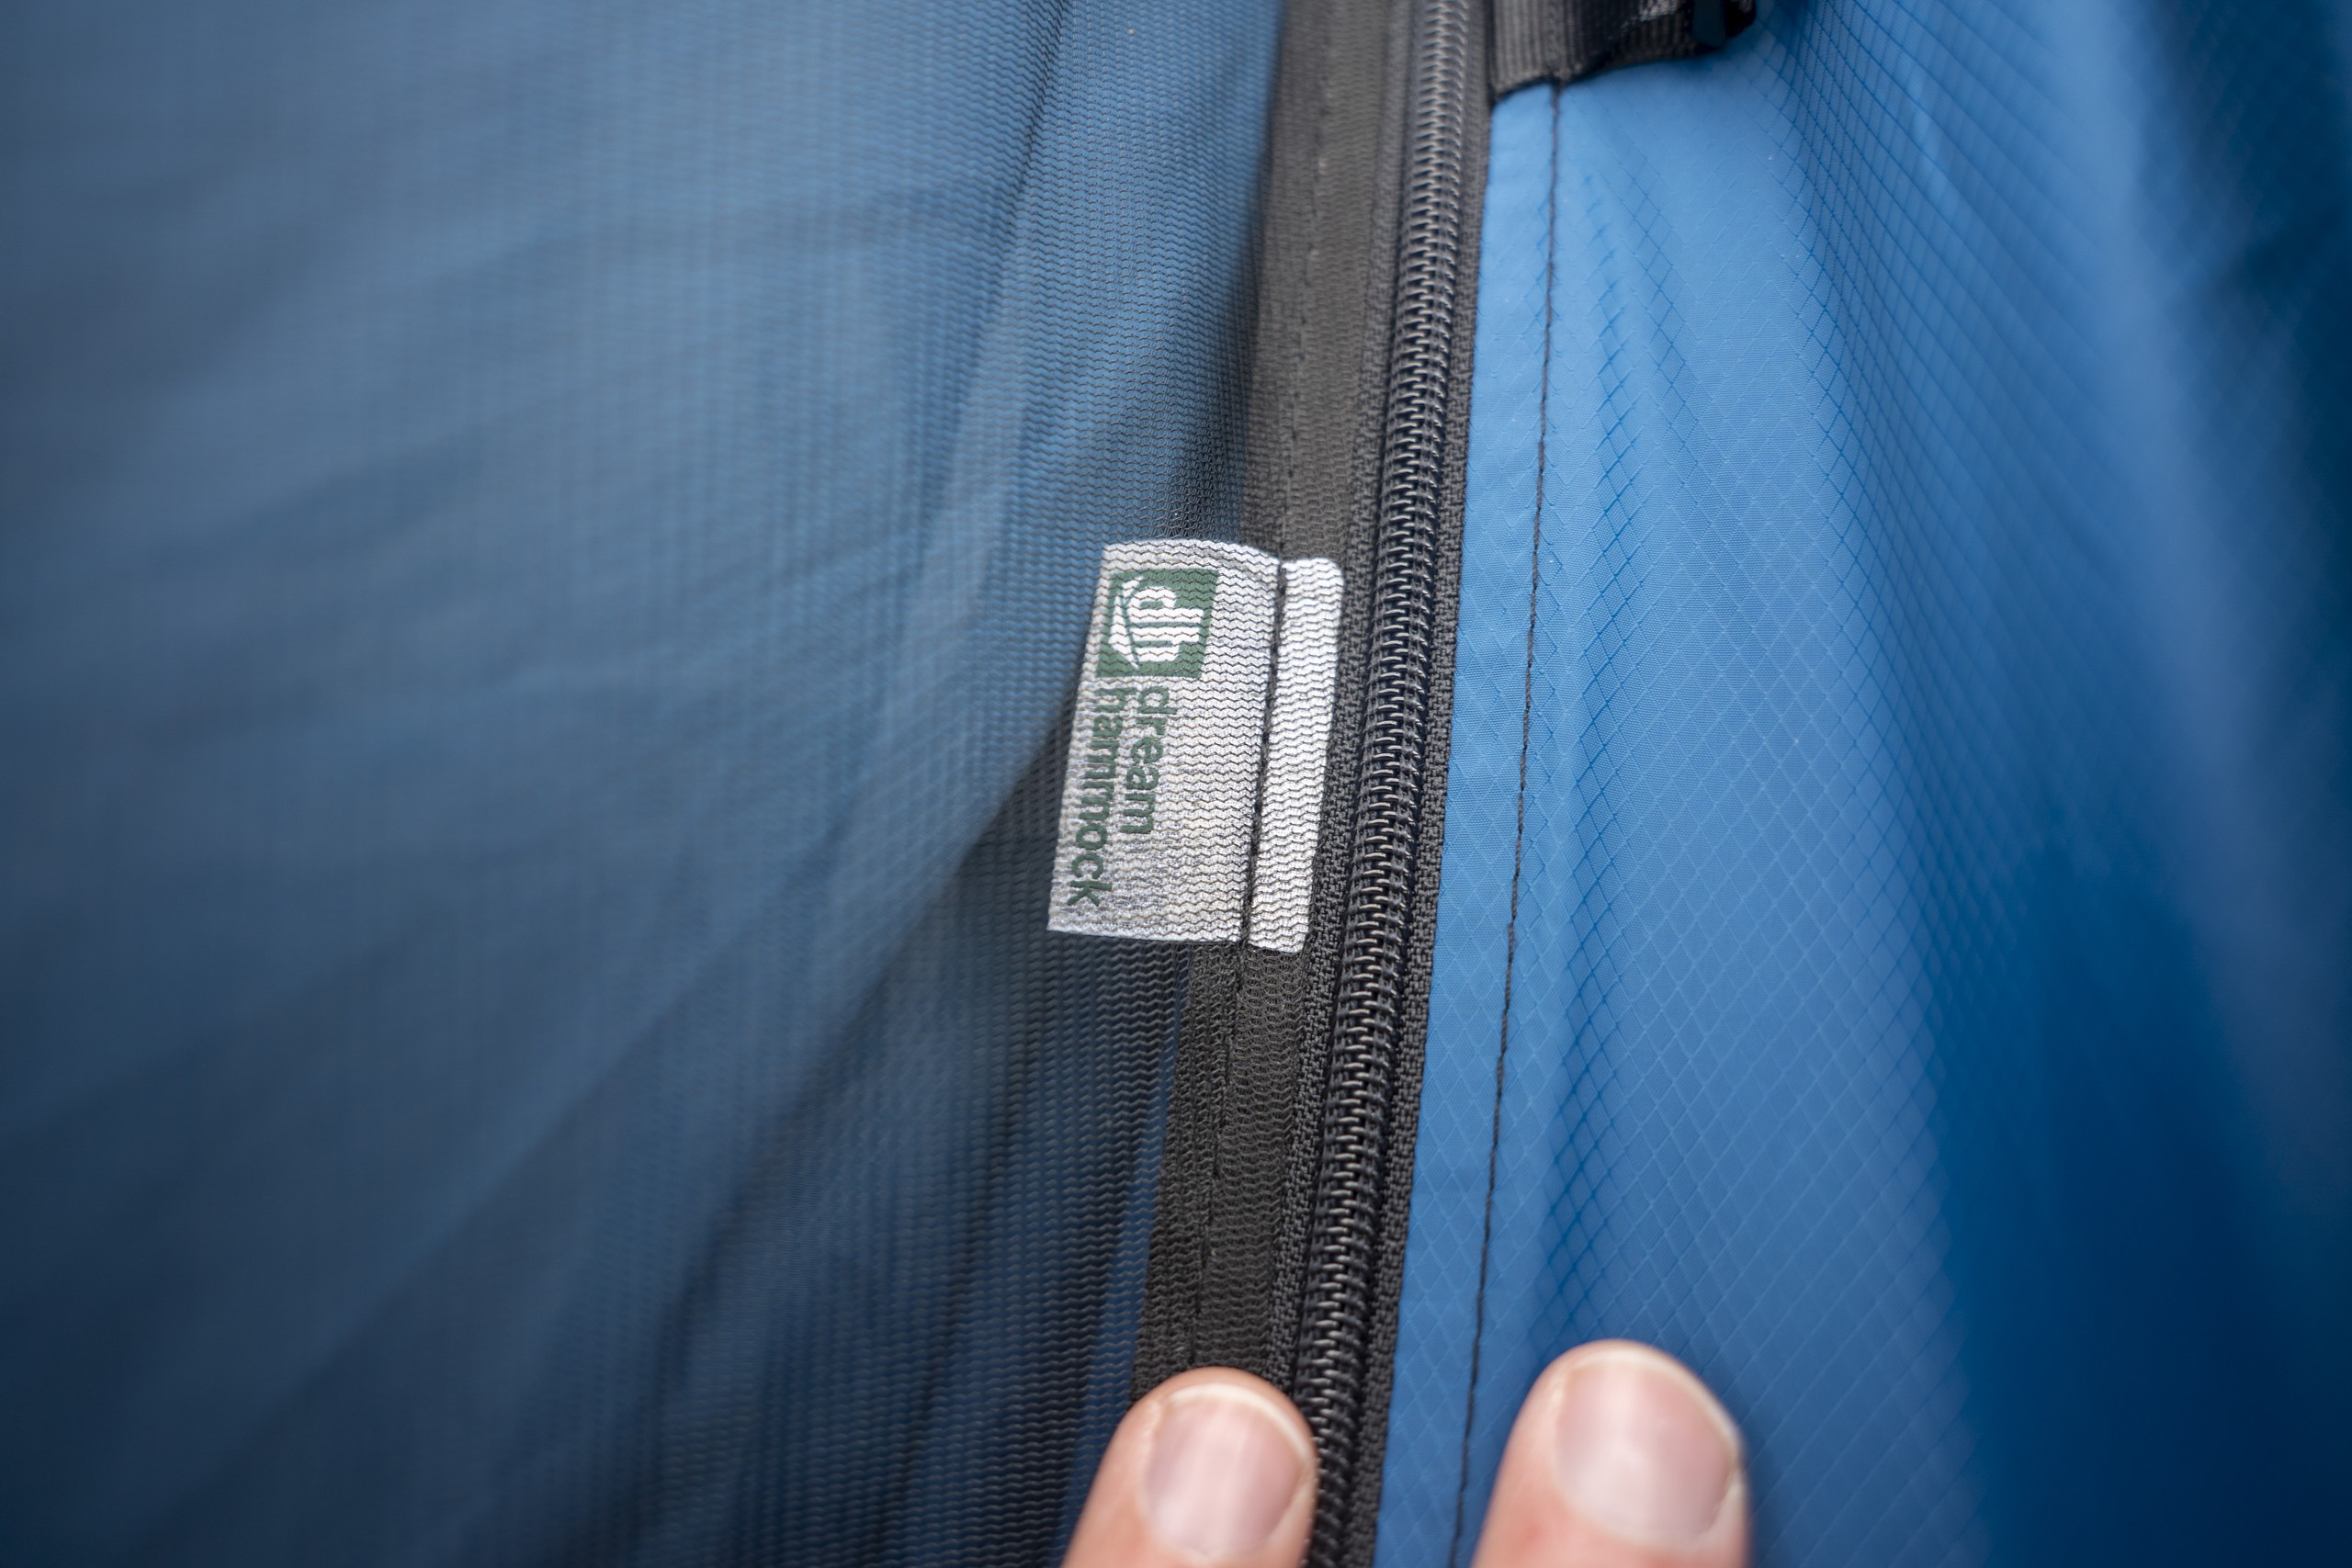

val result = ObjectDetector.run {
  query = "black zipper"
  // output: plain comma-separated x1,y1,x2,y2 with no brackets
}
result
1290,0,1478,1562
1131,3,1756,1563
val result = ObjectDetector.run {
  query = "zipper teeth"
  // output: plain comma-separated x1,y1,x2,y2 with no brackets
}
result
1293,0,1474,1562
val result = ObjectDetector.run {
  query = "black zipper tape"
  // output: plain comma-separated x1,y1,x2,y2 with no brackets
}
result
1131,0,1412,1400
1129,0,1484,1562
1290,0,1480,1562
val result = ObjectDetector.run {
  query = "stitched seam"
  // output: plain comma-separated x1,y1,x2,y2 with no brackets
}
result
1446,81,1559,1568
1192,0,1342,1367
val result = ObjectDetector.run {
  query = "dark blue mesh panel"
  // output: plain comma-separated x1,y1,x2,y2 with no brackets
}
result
1385,4,2350,1565
0,3,1279,1562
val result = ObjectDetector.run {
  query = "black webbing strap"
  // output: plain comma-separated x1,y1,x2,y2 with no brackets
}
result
1491,0,1755,97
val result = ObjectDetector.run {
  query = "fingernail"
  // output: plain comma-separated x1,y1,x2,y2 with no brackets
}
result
1142,1387,1306,1560
1550,1352,1737,1549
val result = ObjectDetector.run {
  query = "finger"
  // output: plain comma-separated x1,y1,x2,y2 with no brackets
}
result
1469,1340,1749,1568
1062,1366,1317,1568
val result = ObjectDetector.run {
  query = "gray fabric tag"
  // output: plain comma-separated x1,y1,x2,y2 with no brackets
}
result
1048,541,1281,942
1047,542,1344,946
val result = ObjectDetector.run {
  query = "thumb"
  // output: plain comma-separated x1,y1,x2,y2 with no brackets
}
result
1062,1367,1317,1568
1470,1341,1749,1568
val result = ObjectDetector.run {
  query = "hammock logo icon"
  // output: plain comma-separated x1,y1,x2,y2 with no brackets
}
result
1097,568,1217,679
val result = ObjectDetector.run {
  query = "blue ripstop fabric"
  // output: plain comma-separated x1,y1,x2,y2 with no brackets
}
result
0,2,1277,1563
1383,5,2352,1566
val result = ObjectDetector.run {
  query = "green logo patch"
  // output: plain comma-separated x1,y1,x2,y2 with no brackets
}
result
1097,568,1217,678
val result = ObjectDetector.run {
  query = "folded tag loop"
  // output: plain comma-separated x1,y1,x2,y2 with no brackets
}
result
1047,541,1340,952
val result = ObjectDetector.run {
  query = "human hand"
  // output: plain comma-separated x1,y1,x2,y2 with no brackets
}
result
1062,1341,1747,1568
